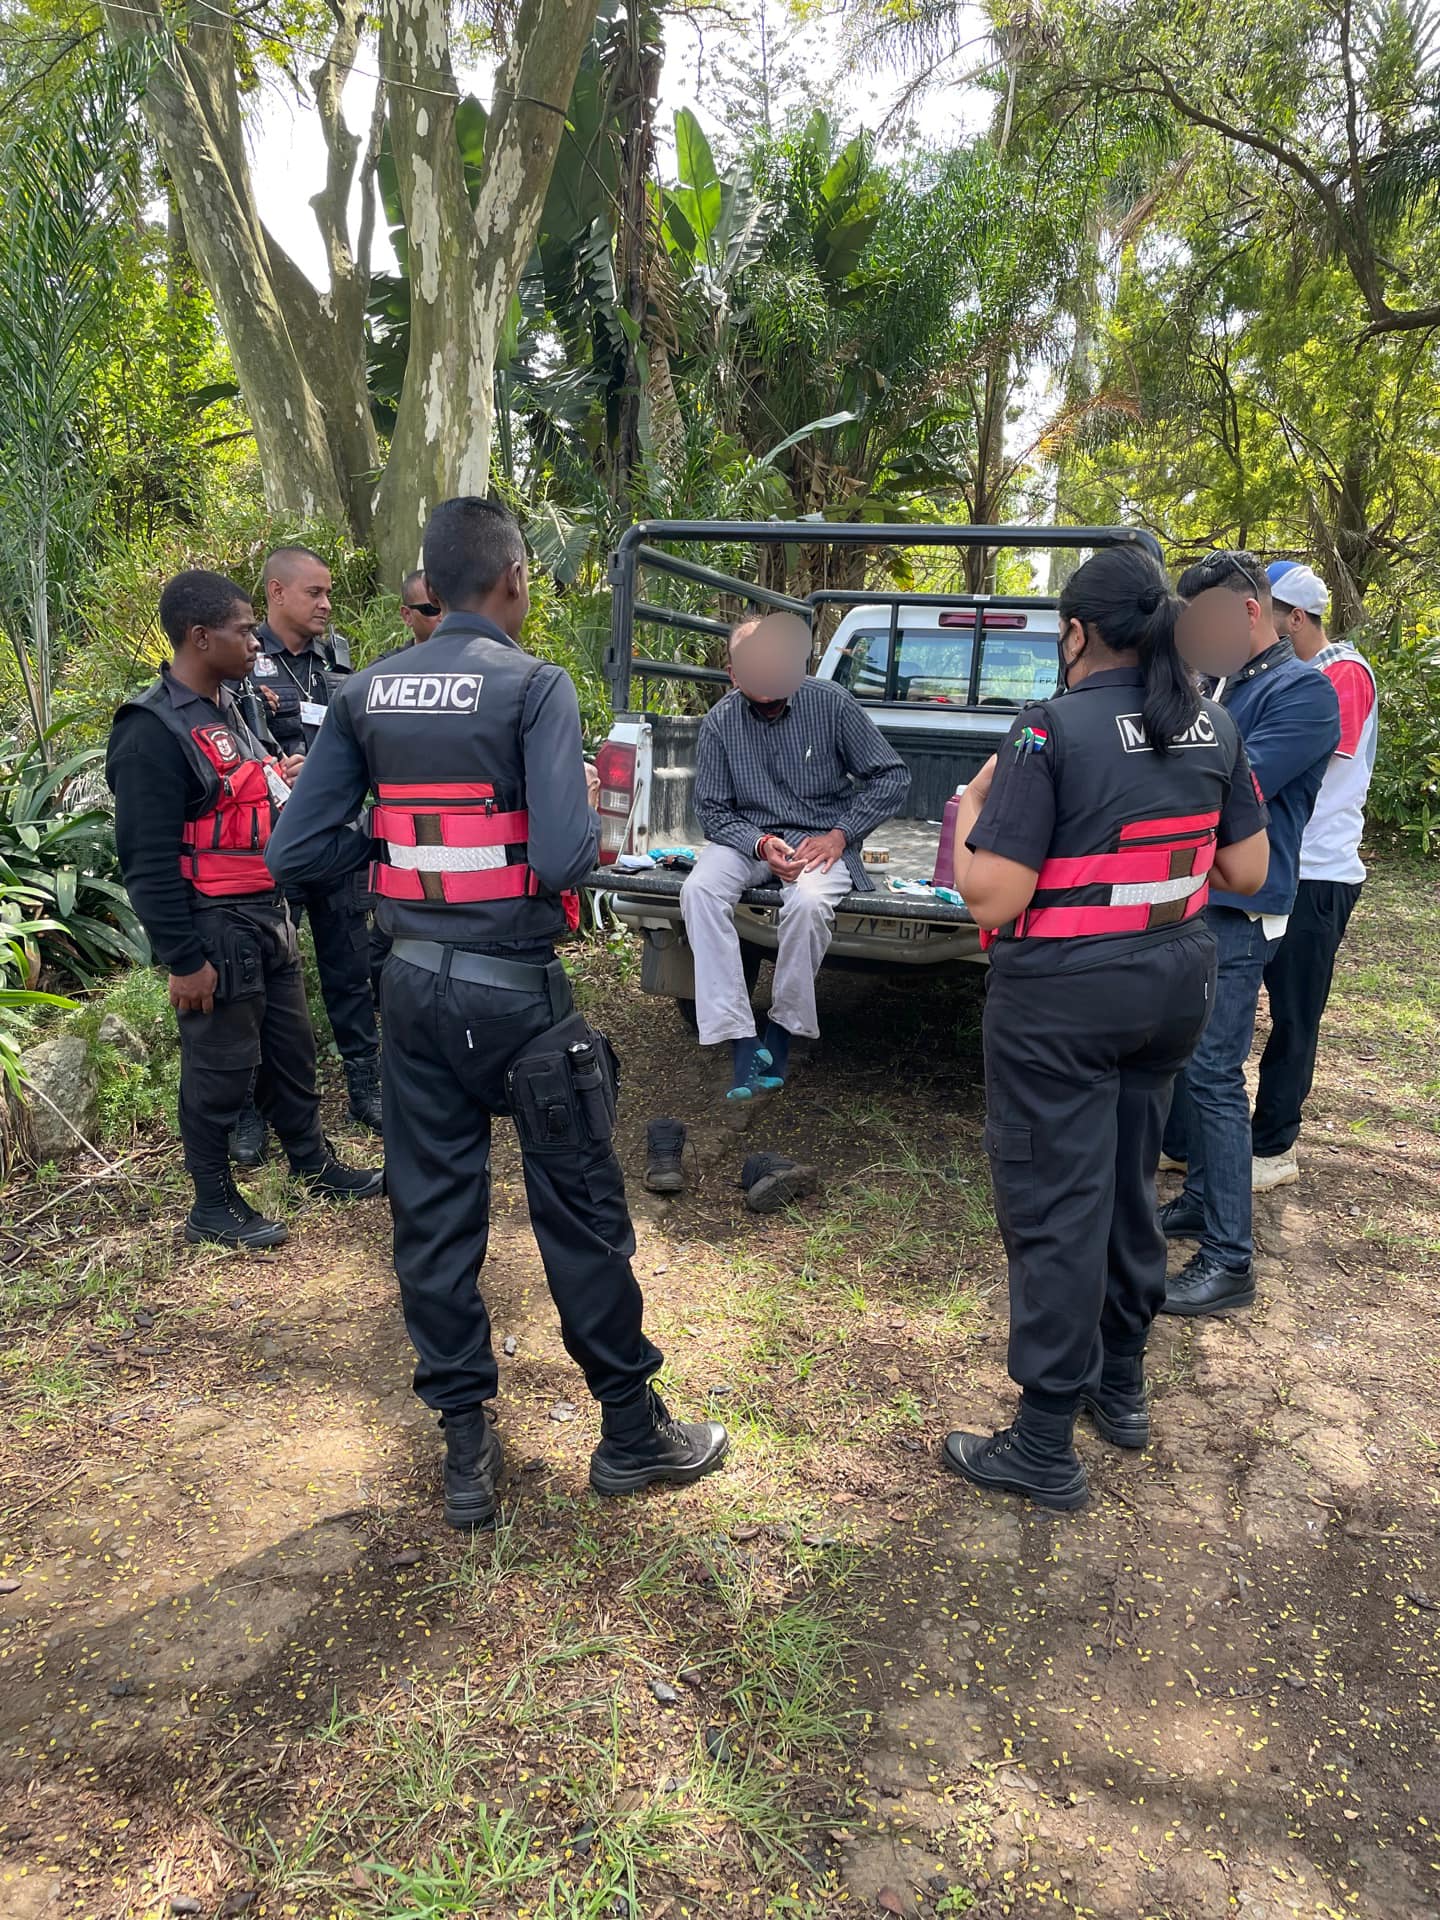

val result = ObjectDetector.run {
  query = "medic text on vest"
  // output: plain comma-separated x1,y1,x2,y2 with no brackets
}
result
366,673,484,714
1115,710,1219,754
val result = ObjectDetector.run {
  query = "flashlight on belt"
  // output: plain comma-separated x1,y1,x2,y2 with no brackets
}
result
566,1039,611,1140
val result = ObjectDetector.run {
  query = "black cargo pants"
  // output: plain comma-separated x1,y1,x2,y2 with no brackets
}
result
379,948,662,1414
981,928,1216,1405
285,871,380,1064
176,904,327,1176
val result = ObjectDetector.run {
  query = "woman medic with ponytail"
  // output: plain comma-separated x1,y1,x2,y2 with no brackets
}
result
941,544,1270,1510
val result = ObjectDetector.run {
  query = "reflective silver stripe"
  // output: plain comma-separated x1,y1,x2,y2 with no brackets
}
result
384,842,508,873
1110,873,1207,908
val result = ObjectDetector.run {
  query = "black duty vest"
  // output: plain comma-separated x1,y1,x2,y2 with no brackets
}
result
343,620,568,949
985,671,1246,953
118,676,282,900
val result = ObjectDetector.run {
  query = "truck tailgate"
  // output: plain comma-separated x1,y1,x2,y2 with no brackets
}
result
580,863,973,926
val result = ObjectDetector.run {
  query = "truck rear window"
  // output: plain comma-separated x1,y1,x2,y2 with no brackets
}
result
833,625,1059,708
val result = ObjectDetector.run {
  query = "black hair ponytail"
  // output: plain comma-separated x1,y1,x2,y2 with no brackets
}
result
1057,546,1199,753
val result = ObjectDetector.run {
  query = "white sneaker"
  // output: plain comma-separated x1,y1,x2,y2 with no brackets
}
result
1158,1152,1187,1172
1252,1151,1299,1192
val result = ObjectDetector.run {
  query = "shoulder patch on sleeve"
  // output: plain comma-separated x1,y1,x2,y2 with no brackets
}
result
1012,722,1050,758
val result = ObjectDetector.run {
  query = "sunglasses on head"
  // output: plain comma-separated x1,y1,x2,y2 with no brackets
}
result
405,600,441,617
1189,551,1261,598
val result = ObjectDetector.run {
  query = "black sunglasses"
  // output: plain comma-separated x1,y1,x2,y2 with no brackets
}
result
405,600,441,617
1189,551,1261,598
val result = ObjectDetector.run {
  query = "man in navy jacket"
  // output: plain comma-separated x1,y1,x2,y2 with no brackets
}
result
1159,552,1340,1317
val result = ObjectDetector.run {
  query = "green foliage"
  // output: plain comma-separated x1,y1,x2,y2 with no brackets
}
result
0,915,75,1100
71,495,380,724
0,734,148,984
521,575,612,742
1365,618,1440,853
0,53,145,742
71,964,179,1144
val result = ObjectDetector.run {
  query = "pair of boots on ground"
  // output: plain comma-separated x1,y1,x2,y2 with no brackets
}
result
643,1116,818,1214
943,1351,1149,1512
187,1140,384,1250
440,1382,729,1529
228,1056,384,1167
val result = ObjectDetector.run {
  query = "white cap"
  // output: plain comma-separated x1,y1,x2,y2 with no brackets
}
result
1267,563,1328,617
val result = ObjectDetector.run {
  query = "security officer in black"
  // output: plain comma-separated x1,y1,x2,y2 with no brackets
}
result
240,545,383,1144
105,570,385,1248
940,545,1271,1510
266,497,729,1529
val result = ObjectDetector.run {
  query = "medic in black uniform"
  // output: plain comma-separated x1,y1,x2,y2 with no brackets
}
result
105,571,385,1248
265,498,729,1530
942,545,1270,1511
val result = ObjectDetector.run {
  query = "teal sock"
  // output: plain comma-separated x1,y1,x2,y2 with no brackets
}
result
730,1037,763,1092
761,1021,792,1082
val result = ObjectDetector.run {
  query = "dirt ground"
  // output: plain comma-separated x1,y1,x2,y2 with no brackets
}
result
1,853,1438,1920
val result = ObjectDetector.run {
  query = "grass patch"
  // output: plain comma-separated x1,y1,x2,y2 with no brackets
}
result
237,1561,858,1915
1323,849,1440,1132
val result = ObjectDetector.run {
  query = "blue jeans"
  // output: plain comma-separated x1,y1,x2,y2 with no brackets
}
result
1167,907,1280,1270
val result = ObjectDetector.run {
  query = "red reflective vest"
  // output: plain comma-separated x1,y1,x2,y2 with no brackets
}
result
370,780,539,906
116,676,282,900
994,808,1218,943
179,723,278,897
975,675,1248,956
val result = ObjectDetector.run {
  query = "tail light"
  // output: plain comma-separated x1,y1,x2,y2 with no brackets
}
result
938,610,1029,628
594,739,636,864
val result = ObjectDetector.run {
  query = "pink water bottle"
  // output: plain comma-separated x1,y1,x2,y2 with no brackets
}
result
933,785,967,888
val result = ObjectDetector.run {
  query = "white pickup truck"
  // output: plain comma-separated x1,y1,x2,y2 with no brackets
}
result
581,520,1161,1024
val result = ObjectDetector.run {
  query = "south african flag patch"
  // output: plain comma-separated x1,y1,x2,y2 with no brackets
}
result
1014,724,1049,757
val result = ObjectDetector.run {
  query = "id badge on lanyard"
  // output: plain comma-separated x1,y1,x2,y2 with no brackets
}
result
300,699,327,730
264,762,292,809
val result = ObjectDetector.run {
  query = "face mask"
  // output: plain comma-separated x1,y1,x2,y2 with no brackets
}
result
1056,622,1083,693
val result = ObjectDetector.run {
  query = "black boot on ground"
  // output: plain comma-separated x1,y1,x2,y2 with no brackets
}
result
1079,1352,1150,1449
184,1167,288,1250
441,1407,505,1530
644,1118,687,1194
589,1386,729,1497
942,1396,1089,1511
291,1138,386,1202
228,1104,268,1168
345,1056,384,1134
740,1151,819,1214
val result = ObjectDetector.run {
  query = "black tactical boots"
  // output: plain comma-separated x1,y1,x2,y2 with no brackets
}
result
228,1105,268,1168
345,1056,384,1134
442,1408,505,1530
942,1397,1090,1511
1078,1351,1150,1448
185,1168,288,1250
589,1387,729,1496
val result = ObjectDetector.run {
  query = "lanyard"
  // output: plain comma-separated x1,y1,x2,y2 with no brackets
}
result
272,646,326,704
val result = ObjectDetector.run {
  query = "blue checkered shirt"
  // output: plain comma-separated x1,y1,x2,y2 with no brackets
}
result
693,679,911,892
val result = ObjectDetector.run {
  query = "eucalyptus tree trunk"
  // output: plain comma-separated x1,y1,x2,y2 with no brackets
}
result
375,0,599,579
608,0,664,506
102,0,366,530
106,0,594,571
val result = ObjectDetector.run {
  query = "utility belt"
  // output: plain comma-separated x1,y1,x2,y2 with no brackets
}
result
389,936,619,1150
190,900,295,1004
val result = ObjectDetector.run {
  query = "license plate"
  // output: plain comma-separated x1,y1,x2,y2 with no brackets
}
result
844,915,929,942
